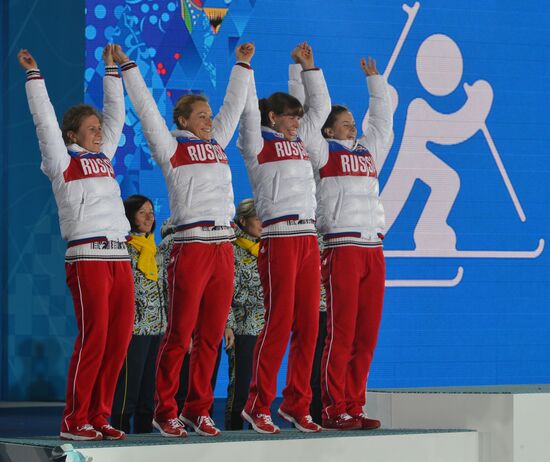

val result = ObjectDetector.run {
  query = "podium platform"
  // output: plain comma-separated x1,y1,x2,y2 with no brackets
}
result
1,385,548,462
368,384,550,462
0,428,477,462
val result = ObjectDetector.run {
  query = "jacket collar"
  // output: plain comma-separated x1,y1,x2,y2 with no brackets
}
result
261,125,297,142
326,138,359,151
67,143,101,154
235,226,259,242
172,129,212,142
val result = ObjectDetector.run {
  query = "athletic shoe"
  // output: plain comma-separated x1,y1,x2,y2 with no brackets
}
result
241,410,280,434
277,408,322,433
179,414,221,437
351,412,381,430
322,413,362,430
96,424,126,440
152,418,188,438
60,424,103,441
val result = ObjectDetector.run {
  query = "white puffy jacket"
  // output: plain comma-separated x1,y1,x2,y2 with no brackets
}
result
25,71,130,242
288,66,392,242
121,62,252,228
237,67,331,225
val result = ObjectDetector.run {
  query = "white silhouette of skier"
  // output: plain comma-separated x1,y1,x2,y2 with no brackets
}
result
367,2,542,284
380,33,493,251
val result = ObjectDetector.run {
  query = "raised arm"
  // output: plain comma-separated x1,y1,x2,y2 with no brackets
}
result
288,61,307,108
236,63,264,159
357,57,393,169
113,45,177,162
101,44,125,159
19,49,70,179
293,43,331,169
211,42,254,148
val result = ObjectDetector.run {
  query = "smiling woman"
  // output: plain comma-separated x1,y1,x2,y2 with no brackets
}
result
115,42,255,437
61,106,103,149
288,54,392,431
172,95,212,140
19,44,134,442
236,42,331,434
111,194,166,435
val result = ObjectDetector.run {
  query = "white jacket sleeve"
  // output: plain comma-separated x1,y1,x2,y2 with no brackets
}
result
25,72,70,179
296,68,331,170
211,63,252,149
358,75,393,169
101,68,125,159
236,70,264,159
121,62,177,163
288,63,307,108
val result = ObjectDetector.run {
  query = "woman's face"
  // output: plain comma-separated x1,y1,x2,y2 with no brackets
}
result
178,101,213,141
134,201,155,234
269,112,301,141
326,111,357,141
241,215,262,238
69,115,102,152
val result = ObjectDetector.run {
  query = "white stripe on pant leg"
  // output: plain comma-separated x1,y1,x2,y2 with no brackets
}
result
250,238,273,412
154,244,183,416
323,249,336,409
64,262,86,430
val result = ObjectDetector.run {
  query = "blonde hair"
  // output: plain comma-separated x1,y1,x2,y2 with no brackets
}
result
235,198,257,228
173,94,209,129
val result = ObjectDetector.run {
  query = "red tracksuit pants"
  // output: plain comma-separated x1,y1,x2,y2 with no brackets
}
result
321,246,385,419
62,260,135,432
155,242,234,420
245,235,320,417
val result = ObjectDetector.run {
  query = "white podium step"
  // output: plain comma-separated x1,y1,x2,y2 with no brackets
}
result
0,428,478,462
368,385,550,462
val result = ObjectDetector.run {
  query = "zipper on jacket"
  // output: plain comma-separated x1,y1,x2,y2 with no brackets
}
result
185,177,194,208
77,193,86,221
332,189,343,223
271,171,280,203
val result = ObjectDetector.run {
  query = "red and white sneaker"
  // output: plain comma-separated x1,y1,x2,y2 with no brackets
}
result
179,414,221,437
351,412,381,430
96,424,126,440
152,418,188,438
241,410,280,434
322,413,362,431
277,408,321,433
60,424,102,441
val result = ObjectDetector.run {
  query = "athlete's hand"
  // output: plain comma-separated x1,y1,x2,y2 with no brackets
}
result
188,338,193,354
18,49,38,71
224,328,235,350
360,56,379,76
102,44,115,67
112,44,130,65
291,42,315,70
236,42,255,64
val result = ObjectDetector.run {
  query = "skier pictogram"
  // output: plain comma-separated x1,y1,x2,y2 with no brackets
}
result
370,2,544,287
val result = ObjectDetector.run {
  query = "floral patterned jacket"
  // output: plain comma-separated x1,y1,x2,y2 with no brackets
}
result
129,235,167,336
227,228,265,336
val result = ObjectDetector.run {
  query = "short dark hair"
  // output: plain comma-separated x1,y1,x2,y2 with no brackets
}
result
61,104,103,145
321,105,350,138
259,92,304,127
173,94,209,129
124,194,156,233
